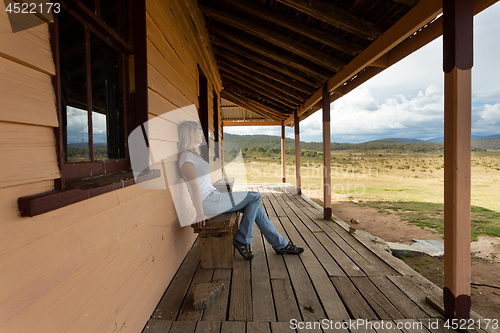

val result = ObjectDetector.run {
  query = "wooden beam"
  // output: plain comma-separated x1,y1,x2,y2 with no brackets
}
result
281,122,286,183
209,33,321,88
223,120,283,126
200,4,346,72
221,74,298,109
294,108,301,195
221,90,281,121
322,82,331,220
223,88,290,120
217,60,309,101
225,79,297,110
231,90,291,120
219,63,304,105
283,0,497,127
298,0,443,117
274,0,385,41
219,0,364,56
213,46,317,94
206,23,329,82
443,0,473,320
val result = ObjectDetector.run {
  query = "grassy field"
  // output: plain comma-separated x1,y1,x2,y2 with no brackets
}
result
224,148,500,239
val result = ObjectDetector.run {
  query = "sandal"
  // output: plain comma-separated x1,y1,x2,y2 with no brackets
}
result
233,238,254,260
275,241,304,255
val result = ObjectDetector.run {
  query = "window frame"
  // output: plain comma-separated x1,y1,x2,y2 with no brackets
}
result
51,0,148,189
17,0,150,217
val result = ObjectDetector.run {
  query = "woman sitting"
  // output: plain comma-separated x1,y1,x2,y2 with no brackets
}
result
178,121,303,259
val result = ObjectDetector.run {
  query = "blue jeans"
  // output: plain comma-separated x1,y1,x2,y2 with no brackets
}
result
202,191,288,250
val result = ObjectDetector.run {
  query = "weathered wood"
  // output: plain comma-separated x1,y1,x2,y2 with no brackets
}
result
271,279,302,322
206,23,328,82
247,322,272,333
274,0,385,40
220,0,364,56
294,109,301,194
221,72,298,108
315,232,366,277
350,277,404,320
443,64,472,317
223,88,288,121
323,220,399,276
213,46,317,94
142,320,173,333
211,34,321,89
194,321,221,333
251,225,276,321
271,322,297,333
202,269,231,321
200,5,345,72
221,90,282,121
330,276,378,319
217,60,306,102
322,81,332,220
370,276,428,319
279,207,345,277
314,220,382,276
177,268,214,321
281,124,286,183
221,321,245,333
387,276,443,318
394,319,432,333
228,256,252,321
278,216,349,320
169,321,197,333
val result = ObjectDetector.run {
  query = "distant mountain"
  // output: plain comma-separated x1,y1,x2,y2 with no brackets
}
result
427,134,500,143
368,138,427,144
471,137,500,150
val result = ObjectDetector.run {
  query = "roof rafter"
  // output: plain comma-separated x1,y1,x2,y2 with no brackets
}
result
219,0,364,56
217,59,308,102
220,70,299,108
221,79,298,110
274,0,385,40
200,4,346,72
213,46,317,94
206,23,329,82
209,33,321,88
221,90,283,121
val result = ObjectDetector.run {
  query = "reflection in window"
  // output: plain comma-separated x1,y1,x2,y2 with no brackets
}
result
66,107,90,162
92,112,107,160
59,9,89,162
91,32,125,160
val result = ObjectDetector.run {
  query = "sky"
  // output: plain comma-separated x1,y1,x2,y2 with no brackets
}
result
224,2,500,143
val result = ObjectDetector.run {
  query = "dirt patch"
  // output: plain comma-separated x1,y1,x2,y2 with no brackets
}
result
308,193,500,320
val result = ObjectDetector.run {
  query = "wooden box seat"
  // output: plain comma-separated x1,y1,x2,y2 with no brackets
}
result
192,177,238,268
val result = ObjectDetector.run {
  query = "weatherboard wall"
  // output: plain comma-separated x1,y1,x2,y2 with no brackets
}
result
0,1,222,332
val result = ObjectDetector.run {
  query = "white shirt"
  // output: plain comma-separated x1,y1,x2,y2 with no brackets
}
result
179,151,216,201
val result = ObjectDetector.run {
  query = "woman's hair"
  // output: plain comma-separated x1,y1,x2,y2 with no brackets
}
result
178,121,201,152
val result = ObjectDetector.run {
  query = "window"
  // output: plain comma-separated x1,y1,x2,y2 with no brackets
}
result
52,0,147,185
17,0,149,216
198,66,209,162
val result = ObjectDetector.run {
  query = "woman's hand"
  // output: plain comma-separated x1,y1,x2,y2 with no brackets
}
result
194,214,209,228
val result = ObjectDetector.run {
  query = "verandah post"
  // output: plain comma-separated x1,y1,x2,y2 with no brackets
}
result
322,81,331,220
294,108,301,195
281,122,286,183
443,0,473,319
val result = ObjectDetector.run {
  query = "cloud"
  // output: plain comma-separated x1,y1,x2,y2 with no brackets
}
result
223,2,500,143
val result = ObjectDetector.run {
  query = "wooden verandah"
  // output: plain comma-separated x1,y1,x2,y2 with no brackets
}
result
142,184,491,333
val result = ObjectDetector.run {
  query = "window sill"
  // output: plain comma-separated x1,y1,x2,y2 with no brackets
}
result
18,170,161,217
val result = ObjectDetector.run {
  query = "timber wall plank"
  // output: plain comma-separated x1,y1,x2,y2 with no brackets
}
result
0,0,222,331
0,1,55,75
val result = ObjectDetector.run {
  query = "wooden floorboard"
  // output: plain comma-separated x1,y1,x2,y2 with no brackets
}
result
143,183,469,332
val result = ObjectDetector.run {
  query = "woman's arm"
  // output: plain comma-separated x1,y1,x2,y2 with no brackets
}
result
181,162,208,228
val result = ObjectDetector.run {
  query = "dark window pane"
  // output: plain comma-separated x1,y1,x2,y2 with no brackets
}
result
59,8,90,162
100,0,129,43
80,0,96,14
90,32,125,160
